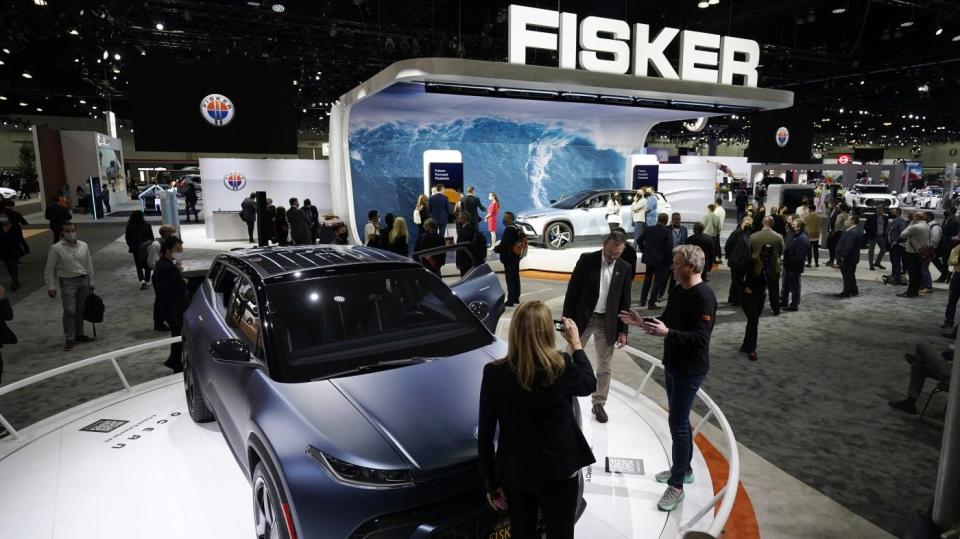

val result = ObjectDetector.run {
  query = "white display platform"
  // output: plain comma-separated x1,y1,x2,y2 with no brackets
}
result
521,245,644,275
0,377,713,539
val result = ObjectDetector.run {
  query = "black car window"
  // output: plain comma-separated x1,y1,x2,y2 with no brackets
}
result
618,191,635,205
550,190,591,209
264,267,491,378
581,194,608,209
214,268,238,311
227,278,264,357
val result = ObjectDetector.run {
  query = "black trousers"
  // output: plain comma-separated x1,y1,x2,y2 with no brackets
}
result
185,200,198,222
153,292,165,330
640,263,669,306
780,269,801,308
133,253,151,283
728,267,745,305
766,272,781,312
245,219,255,242
164,316,183,372
807,240,820,266
1,254,19,286
840,260,860,295
51,226,62,244
740,287,765,353
503,258,521,304
904,252,923,296
504,476,578,539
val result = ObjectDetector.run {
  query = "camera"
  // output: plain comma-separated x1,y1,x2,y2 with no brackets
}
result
553,319,564,332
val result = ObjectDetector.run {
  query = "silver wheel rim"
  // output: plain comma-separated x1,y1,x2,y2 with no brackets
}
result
548,224,571,248
254,476,280,539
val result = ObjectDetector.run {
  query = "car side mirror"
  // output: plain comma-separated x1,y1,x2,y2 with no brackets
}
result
210,339,251,365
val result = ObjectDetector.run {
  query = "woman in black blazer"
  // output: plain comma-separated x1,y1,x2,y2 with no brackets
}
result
478,300,597,539
152,236,186,373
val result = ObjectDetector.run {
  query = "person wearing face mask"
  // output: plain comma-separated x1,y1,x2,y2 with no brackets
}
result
147,225,177,331
44,222,95,351
0,213,24,291
562,231,632,423
152,236,186,373
333,224,350,245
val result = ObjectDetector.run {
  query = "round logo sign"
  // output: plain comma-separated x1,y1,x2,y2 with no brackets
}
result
775,127,790,147
201,94,235,126
223,171,246,191
837,154,852,165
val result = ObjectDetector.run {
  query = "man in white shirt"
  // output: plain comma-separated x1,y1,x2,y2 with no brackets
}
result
45,223,95,350
713,198,727,262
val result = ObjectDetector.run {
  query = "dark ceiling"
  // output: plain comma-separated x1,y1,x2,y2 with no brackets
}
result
1,0,959,147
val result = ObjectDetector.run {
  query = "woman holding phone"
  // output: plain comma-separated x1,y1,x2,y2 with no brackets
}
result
478,300,597,538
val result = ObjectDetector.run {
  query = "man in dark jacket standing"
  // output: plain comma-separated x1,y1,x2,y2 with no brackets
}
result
639,212,673,309
936,207,959,283
240,194,257,243
152,236,186,372
45,198,72,244
183,182,199,223
864,207,887,271
286,198,312,245
493,212,523,306
781,219,810,310
725,216,753,305
686,222,715,282
836,215,864,298
562,231,632,423
460,186,486,225
428,185,450,238
735,189,749,225
887,208,909,284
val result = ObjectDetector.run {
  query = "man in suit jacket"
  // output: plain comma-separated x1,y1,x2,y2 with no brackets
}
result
460,186,486,225
864,207,887,271
428,185,451,237
937,207,959,283
686,222,715,281
836,214,864,298
562,231,632,423
749,216,785,314
240,194,257,243
286,198,312,245
493,212,523,305
639,212,673,309
781,219,810,310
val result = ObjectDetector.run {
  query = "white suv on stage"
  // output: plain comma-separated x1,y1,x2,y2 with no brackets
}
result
844,184,898,211
515,189,672,250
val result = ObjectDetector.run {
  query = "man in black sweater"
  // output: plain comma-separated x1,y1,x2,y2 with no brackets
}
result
639,212,672,309
781,219,810,311
460,186,486,225
493,212,523,306
686,222,714,282
620,244,716,513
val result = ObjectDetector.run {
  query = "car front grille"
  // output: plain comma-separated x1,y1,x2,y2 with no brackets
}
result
348,489,506,539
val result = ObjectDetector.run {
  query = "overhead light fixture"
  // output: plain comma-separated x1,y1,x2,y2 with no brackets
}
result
102,50,108,60
953,34,960,42
36,107,42,112
21,72,32,79
883,122,892,126
156,22,164,30
33,0,47,5
91,105,97,110
860,80,864,85
68,29,79,35
79,99,86,104
900,21,913,28
918,84,929,92
0,60,4,65
936,28,943,36
0,96,6,101
1,49,9,54
74,58,79,62
18,102,27,107
272,3,285,13
292,79,297,85
708,0,719,4
832,8,846,14
113,53,121,60
698,1,708,7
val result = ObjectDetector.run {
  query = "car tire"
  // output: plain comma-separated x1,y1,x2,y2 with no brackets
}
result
183,345,214,423
253,462,292,539
545,222,573,250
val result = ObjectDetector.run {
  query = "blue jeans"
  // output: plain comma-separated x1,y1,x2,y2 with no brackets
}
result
922,261,933,289
633,222,645,245
665,369,706,489
945,272,960,325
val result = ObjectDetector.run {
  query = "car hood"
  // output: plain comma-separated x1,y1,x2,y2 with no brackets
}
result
515,207,575,221
329,342,504,478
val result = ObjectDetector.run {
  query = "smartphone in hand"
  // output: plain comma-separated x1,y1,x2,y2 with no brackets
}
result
642,317,658,324
553,319,564,332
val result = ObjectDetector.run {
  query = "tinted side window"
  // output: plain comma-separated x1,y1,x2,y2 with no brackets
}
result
227,278,263,357
618,192,634,205
214,269,238,311
208,261,223,285
586,194,608,208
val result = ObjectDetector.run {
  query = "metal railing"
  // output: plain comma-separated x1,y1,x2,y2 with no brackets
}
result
620,345,740,539
0,337,182,440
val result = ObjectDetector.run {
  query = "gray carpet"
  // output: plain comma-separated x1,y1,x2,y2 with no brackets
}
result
625,267,946,537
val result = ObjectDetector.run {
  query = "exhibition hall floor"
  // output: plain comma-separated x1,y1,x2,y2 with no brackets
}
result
0,376,714,539
0,220,945,538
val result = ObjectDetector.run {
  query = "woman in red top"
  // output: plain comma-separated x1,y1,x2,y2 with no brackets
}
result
486,192,500,249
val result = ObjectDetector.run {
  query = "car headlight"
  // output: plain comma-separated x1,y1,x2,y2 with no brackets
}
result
306,445,414,488
521,214,544,220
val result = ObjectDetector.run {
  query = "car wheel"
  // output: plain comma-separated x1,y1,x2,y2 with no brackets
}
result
253,462,291,539
545,222,573,250
183,345,214,423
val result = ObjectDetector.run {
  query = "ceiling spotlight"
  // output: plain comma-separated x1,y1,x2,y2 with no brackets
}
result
697,1,708,7
18,102,27,107
0,60,4,65
953,34,960,42
113,53,121,60
68,29,79,35
272,3,285,13
112,65,120,74
79,99,86,104
21,72,32,79
33,0,47,5
301,108,307,113
292,80,297,85
859,80,864,85
883,122,892,126
832,8,846,14
900,21,913,28
141,49,146,56
918,84,929,92
102,50,108,60
91,105,97,110
708,0,719,4
935,28,943,36
36,107,42,112
1,49,9,54
155,22,164,30
74,58,79,63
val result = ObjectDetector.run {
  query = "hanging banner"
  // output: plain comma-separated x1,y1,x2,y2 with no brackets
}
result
632,164,659,190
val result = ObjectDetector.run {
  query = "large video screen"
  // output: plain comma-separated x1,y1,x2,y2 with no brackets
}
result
129,58,297,154
745,108,813,164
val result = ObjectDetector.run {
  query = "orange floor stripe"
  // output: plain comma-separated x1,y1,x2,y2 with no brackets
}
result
695,433,761,538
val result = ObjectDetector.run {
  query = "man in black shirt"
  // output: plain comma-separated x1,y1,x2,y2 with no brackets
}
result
620,244,716,513
493,212,523,306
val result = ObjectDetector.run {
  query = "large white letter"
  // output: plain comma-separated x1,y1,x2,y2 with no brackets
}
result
558,12,578,69
578,16,631,74
720,36,761,87
633,24,680,79
679,30,721,83
508,5,559,65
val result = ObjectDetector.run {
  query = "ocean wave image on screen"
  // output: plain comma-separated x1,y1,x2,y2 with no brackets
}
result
348,117,627,239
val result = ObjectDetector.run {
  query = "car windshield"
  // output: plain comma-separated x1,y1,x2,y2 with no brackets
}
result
550,190,592,209
858,186,890,194
265,268,492,381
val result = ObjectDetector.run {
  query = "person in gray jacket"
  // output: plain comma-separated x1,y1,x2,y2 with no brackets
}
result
286,197,312,245
886,208,909,285
898,212,931,298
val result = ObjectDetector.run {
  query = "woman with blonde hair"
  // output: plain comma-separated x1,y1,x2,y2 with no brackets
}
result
386,216,409,256
413,194,429,235
478,301,596,538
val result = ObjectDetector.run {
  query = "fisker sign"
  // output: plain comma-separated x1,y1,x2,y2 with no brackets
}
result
508,4,761,87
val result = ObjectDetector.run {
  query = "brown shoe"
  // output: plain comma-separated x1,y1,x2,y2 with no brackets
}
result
592,404,608,423
64,339,75,351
